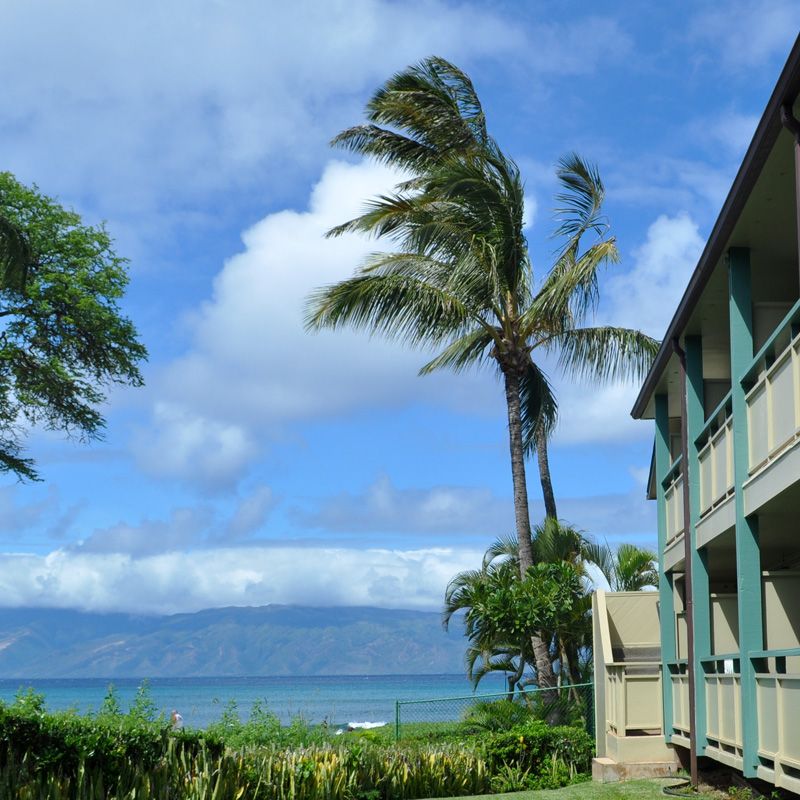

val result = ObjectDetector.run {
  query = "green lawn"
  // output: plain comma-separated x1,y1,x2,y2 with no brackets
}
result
438,778,688,800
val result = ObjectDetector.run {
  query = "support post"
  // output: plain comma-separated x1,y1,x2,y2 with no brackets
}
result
655,394,676,742
686,336,711,760
729,246,763,777
683,336,711,772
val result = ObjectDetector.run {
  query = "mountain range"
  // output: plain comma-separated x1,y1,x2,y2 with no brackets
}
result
0,605,469,677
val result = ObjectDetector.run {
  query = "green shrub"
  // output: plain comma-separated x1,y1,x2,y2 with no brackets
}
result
0,689,593,799
462,698,534,732
482,719,594,789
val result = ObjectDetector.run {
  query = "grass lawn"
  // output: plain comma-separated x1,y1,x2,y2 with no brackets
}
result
440,778,687,800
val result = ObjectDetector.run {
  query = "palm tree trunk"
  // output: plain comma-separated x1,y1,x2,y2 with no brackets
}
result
536,430,558,520
503,369,557,694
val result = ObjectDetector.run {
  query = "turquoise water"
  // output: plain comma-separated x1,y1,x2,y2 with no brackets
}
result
0,674,508,729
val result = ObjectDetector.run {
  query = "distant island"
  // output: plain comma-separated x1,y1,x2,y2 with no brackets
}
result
0,605,467,678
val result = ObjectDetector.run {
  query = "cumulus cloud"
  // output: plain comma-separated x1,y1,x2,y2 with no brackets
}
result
0,545,482,614
690,0,800,69
136,159,499,484
140,174,707,477
0,0,525,221
606,212,705,337
549,213,704,443
295,475,512,536
133,403,258,488
295,474,655,544
0,480,655,614
72,485,274,557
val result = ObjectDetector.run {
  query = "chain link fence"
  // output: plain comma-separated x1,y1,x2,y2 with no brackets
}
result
394,682,593,740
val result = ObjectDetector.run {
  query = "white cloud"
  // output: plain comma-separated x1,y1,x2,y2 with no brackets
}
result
522,193,538,230
133,403,258,487
549,213,704,444
0,545,482,614
0,0,523,220
690,0,800,68
607,212,704,338
705,112,760,157
72,485,275,556
295,474,512,536
295,474,655,543
138,159,498,484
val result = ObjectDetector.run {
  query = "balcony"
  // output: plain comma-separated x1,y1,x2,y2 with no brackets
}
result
663,458,685,564
668,661,690,744
703,656,743,769
592,590,673,765
752,649,800,793
697,396,734,517
741,299,800,514
605,661,662,739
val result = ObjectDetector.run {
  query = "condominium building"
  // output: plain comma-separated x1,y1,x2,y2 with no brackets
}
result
593,35,800,793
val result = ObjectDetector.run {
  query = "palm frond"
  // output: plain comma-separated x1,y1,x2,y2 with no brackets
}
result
483,534,520,568
305,272,470,346
519,360,558,454
553,153,607,244
552,325,660,384
419,327,496,375
367,56,488,156
331,125,436,171
527,238,618,335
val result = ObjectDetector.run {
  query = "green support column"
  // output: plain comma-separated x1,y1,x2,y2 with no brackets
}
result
686,335,711,754
729,247,763,777
655,394,676,742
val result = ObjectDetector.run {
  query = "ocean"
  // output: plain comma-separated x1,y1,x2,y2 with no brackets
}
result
0,674,509,730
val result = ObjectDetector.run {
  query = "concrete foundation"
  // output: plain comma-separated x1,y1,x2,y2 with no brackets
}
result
592,756,680,783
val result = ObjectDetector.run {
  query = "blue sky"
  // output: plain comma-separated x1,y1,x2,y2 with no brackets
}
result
0,0,797,614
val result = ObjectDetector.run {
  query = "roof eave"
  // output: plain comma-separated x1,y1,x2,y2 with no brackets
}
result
631,33,800,420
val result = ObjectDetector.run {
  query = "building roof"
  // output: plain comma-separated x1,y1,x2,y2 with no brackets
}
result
631,33,800,420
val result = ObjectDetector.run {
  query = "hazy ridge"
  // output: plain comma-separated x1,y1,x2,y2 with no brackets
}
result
0,605,468,678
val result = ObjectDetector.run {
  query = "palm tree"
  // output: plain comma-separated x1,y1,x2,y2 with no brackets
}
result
443,540,585,697
585,541,658,592
443,555,532,697
306,57,658,689
483,521,594,687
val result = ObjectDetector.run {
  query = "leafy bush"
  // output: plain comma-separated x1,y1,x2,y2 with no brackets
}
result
462,698,534,732
0,688,223,784
0,688,593,799
205,698,329,748
482,719,594,790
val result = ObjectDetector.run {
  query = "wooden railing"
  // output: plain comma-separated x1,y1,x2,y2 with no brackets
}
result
669,664,690,736
663,457,684,547
696,393,734,516
702,656,742,757
752,648,800,778
741,299,800,475
605,663,662,735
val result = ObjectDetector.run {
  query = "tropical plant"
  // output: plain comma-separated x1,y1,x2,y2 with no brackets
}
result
584,541,658,592
445,521,593,692
306,57,657,690
0,173,146,479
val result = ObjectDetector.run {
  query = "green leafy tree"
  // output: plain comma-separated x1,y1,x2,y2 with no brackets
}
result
584,541,658,592
306,57,657,690
0,173,147,479
0,214,31,291
446,520,594,692
444,553,584,696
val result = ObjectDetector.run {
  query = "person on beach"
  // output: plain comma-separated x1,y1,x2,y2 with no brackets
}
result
171,709,184,729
